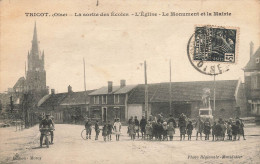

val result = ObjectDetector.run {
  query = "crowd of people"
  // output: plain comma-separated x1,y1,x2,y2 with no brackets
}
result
84,113,246,142
127,113,246,141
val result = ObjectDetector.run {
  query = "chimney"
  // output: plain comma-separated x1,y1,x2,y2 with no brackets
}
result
51,89,55,95
108,81,113,93
250,41,254,57
120,80,126,88
68,85,72,93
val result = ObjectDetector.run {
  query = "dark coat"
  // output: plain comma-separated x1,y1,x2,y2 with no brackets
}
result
215,124,222,136
186,123,193,135
212,123,217,135
95,123,100,132
102,125,108,136
204,121,211,135
140,118,147,129
107,124,113,134
232,124,239,135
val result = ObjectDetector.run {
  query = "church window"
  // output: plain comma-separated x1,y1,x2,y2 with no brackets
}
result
256,58,259,64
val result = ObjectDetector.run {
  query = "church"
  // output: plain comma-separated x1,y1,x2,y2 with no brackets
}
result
12,22,49,101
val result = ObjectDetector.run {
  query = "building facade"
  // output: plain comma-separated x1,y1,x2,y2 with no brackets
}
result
127,79,247,120
89,80,137,122
244,43,260,117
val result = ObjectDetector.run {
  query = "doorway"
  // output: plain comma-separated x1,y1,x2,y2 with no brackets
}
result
102,107,107,122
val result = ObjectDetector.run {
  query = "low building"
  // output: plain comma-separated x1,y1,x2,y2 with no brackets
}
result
38,86,94,123
127,79,247,120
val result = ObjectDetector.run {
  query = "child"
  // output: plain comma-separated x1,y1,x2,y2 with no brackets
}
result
107,121,113,141
212,122,217,141
167,122,175,141
203,119,211,140
94,120,100,140
85,120,92,140
227,121,232,140
145,121,153,140
215,121,222,141
178,114,187,141
129,119,136,140
231,121,239,141
162,122,168,141
157,122,163,141
102,122,108,142
113,118,121,141
195,117,204,140
134,116,140,138
186,121,193,141
140,116,147,139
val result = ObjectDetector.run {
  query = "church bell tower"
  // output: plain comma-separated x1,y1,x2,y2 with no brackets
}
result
26,22,48,96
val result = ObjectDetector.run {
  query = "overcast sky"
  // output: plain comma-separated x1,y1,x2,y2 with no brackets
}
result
0,0,259,93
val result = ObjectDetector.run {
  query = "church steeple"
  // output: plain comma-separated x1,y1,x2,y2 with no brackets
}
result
31,21,39,55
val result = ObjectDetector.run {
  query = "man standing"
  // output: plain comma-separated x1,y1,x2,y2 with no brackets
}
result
39,114,55,147
140,116,147,139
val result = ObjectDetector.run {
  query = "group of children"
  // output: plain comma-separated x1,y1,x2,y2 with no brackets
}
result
85,114,246,142
127,114,246,142
85,118,122,142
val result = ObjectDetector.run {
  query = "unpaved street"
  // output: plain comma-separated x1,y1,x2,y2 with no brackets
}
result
1,124,260,164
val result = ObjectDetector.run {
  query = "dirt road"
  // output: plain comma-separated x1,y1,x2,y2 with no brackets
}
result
0,124,260,164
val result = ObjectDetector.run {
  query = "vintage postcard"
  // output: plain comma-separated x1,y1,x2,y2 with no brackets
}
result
0,0,259,163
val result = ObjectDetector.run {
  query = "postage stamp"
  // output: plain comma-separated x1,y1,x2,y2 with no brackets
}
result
194,25,237,63
188,25,239,76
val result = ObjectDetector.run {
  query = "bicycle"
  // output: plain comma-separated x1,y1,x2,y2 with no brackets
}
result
81,128,92,140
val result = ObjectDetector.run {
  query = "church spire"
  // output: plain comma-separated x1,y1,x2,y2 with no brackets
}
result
31,21,39,55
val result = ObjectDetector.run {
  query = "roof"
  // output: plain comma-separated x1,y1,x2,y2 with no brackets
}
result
60,90,94,105
89,86,121,95
245,47,260,71
114,85,138,94
40,93,68,107
128,80,240,103
13,77,25,89
39,90,95,107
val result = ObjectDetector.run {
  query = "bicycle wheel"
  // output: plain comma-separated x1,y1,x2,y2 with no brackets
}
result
81,129,88,140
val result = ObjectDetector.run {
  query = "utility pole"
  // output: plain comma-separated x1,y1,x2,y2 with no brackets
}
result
83,58,89,118
144,61,149,120
10,96,14,113
169,59,172,116
213,74,216,111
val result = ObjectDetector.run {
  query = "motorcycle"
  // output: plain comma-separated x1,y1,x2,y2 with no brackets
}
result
40,127,51,148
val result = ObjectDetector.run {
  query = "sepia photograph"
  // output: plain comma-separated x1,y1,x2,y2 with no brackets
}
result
0,0,259,163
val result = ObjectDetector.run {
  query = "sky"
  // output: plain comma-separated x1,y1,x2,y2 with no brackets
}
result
0,0,259,93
